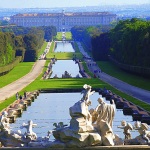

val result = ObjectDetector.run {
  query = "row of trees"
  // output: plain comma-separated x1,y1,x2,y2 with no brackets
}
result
71,25,112,60
0,26,57,66
109,19,150,68
0,32,15,66
0,26,57,42
71,19,150,68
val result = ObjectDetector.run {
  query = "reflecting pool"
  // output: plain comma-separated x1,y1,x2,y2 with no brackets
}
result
50,60,81,78
55,41,74,52
11,92,138,140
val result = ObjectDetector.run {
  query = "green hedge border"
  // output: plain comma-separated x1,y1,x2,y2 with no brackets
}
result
0,56,22,75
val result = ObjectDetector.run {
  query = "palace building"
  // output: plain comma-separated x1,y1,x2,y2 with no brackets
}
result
10,11,117,31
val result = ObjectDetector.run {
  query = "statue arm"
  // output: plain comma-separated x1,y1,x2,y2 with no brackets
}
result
32,124,37,127
90,91,95,95
95,105,99,112
118,126,125,129
81,90,85,94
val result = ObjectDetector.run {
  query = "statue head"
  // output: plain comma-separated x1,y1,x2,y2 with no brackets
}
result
83,84,91,90
28,120,33,125
58,122,63,127
121,120,126,126
86,100,91,106
127,123,133,130
2,111,8,117
134,121,141,128
97,98,104,104
141,123,149,130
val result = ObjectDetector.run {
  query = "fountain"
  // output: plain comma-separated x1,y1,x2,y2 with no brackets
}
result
0,84,150,148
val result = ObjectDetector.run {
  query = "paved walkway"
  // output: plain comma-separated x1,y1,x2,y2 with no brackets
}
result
0,42,52,102
0,42,150,106
0,60,46,102
77,42,150,105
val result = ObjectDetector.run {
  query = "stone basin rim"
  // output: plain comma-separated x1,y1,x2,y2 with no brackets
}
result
1,145,150,150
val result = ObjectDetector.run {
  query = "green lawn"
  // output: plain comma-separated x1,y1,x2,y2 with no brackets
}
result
0,42,150,113
0,62,34,88
0,41,48,88
54,32,72,41
97,61,150,91
74,42,80,52
37,41,47,57
47,52,82,60
65,32,72,40
47,41,82,60
49,41,55,53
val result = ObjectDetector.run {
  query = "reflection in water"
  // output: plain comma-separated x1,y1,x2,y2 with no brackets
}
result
55,41,74,52
50,60,81,78
11,93,138,140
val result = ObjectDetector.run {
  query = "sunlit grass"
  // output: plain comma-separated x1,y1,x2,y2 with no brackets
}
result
49,41,55,53
47,52,82,60
0,62,34,88
97,61,150,91
0,42,150,113
37,41,47,57
55,32,72,41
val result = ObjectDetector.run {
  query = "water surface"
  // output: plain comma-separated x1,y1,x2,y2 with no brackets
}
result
11,93,138,140
55,41,74,52
50,60,81,78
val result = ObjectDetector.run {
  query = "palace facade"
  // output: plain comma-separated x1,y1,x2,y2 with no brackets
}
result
10,11,117,31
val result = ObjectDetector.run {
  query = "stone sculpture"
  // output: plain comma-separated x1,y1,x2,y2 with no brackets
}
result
0,111,28,147
62,71,72,78
50,84,116,148
134,121,150,144
21,120,37,141
118,120,133,140
81,84,95,104
53,122,68,130
93,98,116,146
0,111,10,133
0,84,149,148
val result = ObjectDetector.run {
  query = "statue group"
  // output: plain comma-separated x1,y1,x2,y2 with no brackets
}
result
0,84,149,148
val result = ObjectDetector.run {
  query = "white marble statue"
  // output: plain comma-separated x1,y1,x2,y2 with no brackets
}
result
118,120,133,140
95,98,115,128
81,84,95,104
22,120,37,141
0,111,10,133
93,97,116,146
52,85,116,147
53,122,68,130
3,84,149,148
134,121,150,144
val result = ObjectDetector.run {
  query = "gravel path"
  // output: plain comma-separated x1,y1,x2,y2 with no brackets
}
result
77,42,150,105
0,42,150,105
0,42,52,102
0,60,46,102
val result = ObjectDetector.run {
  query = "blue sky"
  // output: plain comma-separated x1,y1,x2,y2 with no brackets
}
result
0,0,149,8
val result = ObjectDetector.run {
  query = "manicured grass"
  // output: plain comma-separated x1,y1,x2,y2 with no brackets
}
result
47,52,82,60
37,41,47,57
0,59,150,113
54,32,62,40
47,41,82,60
22,59,150,112
49,41,55,53
82,62,93,77
0,41,47,88
74,42,80,52
65,32,72,40
81,42,92,57
55,32,72,41
97,61,150,91
0,42,150,113
0,62,34,88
